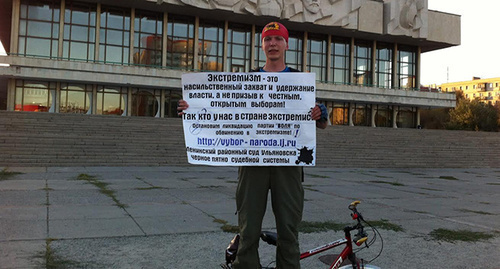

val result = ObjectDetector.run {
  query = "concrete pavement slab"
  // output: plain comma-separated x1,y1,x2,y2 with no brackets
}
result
1,166,499,269
114,189,179,205
0,190,46,207
48,205,127,220
48,190,115,206
0,206,46,220
0,240,45,269
133,215,221,235
48,217,144,239
0,219,47,240
0,180,46,191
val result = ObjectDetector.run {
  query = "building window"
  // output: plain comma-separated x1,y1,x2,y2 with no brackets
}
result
167,15,194,69
306,34,327,81
330,37,350,84
286,31,303,71
63,1,96,62
354,41,372,86
227,23,251,72
397,107,416,128
164,90,182,118
18,0,60,58
133,10,162,66
131,88,161,117
96,85,126,115
254,30,265,69
376,42,392,88
60,83,92,113
398,46,417,89
199,20,224,71
99,6,131,64
375,105,392,127
15,80,55,112
331,102,349,125
353,103,370,126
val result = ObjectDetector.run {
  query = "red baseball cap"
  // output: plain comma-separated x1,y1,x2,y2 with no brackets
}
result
261,22,289,43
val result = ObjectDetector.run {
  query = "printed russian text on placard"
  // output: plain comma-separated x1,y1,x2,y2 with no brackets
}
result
181,72,316,166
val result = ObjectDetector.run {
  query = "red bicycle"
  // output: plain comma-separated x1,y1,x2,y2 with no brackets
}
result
222,201,382,269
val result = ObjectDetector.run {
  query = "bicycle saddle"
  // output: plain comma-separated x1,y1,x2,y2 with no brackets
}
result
261,231,278,246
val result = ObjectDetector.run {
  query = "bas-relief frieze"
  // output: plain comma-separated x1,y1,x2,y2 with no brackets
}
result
385,0,428,38
161,0,366,29
158,0,429,37
283,0,364,28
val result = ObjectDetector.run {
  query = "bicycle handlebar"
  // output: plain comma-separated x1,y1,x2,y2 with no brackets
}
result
346,201,369,247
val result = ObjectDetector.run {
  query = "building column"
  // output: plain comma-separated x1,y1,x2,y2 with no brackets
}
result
54,82,61,113
193,16,199,70
95,3,101,61
349,37,354,84
49,85,57,113
393,43,398,88
250,25,256,70
10,0,20,55
222,21,228,72
91,85,97,114
371,105,376,127
130,8,135,65
327,101,333,125
58,0,65,59
371,40,376,86
5,0,18,112
326,34,332,82
416,107,421,128
86,89,93,115
302,32,308,72
162,13,168,67
416,46,421,89
348,103,354,126
126,87,132,116
160,89,166,118
392,106,398,128
7,79,15,111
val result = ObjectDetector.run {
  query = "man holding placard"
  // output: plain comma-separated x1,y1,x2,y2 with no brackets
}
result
178,22,328,268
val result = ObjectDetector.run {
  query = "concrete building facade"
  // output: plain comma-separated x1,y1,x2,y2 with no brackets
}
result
0,0,460,128
439,77,500,106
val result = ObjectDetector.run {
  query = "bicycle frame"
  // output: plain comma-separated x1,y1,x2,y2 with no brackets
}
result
222,201,376,269
299,226,359,269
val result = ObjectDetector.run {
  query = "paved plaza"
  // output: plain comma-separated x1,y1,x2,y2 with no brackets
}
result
0,166,499,268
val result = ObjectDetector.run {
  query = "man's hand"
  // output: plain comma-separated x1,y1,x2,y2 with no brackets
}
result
311,103,328,129
177,100,189,116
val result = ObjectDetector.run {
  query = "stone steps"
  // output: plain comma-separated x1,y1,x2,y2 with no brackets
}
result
1,111,499,168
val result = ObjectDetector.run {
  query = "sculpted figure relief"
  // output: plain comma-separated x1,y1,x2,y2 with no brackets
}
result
159,0,370,31
242,0,283,17
282,0,365,28
399,0,424,29
385,0,428,38
283,0,335,23
168,0,239,11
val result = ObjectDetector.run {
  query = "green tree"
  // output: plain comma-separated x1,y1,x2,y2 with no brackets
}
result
446,98,499,132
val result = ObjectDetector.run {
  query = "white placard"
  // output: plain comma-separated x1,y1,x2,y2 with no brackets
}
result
181,72,316,166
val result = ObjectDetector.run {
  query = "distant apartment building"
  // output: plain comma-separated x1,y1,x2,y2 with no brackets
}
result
439,77,500,106
0,0,460,128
